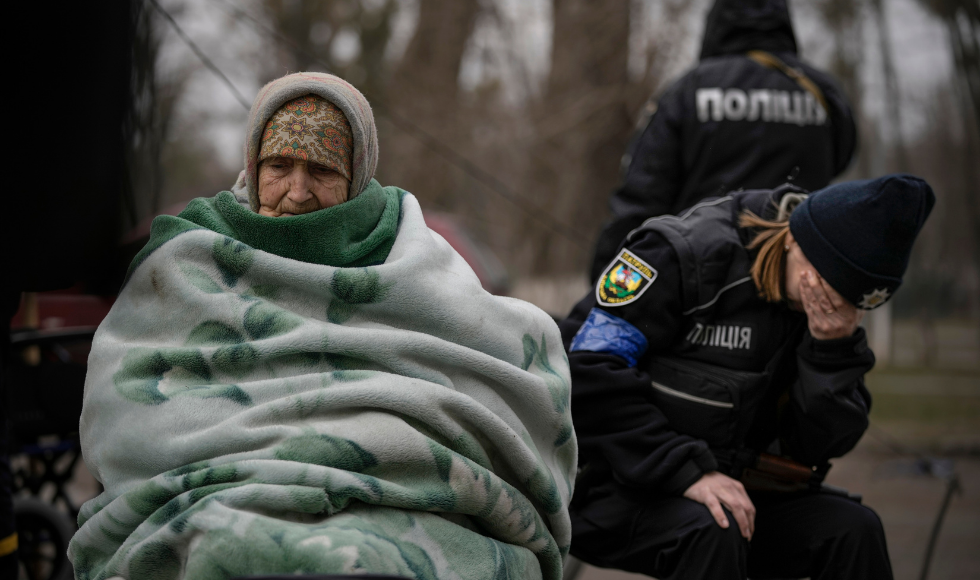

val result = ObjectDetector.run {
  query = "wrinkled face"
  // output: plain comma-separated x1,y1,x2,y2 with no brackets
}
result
257,157,350,217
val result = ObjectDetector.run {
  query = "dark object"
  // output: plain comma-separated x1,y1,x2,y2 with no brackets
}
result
875,454,961,580
11,437,86,522
920,468,960,580
916,459,960,580
716,449,863,501
2,1,132,294
699,0,797,59
590,0,856,281
3,1,132,569
5,328,93,580
6,329,93,448
569,480,892,580
0,431,14,580
1,291,19,580
14,497,75,580
789,174,935,310
6,328,95,524
233,576,411,579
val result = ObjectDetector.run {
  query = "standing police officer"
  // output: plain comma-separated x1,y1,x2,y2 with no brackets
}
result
562,175,933,580
591,0,857,281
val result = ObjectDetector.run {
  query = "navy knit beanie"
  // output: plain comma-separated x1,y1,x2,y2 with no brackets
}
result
789,174,934,310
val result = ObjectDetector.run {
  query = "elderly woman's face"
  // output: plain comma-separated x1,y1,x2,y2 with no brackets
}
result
257,157,350,217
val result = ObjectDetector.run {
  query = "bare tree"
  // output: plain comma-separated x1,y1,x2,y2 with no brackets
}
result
525,0,633,273
869,0,910,170
916,0,980,135
916,0,980,275
817,0,871,178
260,0,396,98
381,0,481,211
128,1,192,222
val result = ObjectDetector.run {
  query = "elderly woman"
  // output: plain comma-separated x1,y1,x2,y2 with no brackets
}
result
69,73,575,580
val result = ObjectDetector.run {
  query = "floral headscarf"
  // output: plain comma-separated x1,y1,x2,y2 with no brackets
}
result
258,94,353,181
234,72,379,211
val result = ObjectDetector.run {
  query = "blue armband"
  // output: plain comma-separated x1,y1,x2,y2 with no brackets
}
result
569,308,648,367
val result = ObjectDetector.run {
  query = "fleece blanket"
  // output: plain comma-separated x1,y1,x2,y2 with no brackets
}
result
68,187,576,580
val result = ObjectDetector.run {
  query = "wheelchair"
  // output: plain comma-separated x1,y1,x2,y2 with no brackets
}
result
7,326,95,580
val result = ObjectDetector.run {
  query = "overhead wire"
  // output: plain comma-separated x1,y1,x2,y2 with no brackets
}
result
150,0,587,248
147,0,251,110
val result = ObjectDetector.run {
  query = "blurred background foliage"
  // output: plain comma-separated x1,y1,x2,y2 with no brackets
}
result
128,0,979,330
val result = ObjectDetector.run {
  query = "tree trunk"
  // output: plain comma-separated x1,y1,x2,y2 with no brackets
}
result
382,0,480,209
531,0,632,273
870,0,909,170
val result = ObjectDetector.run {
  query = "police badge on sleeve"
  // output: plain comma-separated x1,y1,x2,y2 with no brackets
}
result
596,249,658,307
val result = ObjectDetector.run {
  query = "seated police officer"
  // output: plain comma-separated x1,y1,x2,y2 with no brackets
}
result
561,174,933,580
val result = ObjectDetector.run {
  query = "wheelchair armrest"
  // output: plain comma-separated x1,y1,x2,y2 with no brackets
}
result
10,326,98,346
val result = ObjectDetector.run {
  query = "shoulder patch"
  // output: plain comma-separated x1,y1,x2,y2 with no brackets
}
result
596,249,658,307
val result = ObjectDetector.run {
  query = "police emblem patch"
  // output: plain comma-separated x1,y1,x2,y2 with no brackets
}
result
596,250,658,307
858,288,890,310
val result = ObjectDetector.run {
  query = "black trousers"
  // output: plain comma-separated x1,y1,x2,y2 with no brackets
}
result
570,482,893,580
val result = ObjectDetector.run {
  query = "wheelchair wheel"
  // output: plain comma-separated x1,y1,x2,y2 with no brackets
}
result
14,497,74,580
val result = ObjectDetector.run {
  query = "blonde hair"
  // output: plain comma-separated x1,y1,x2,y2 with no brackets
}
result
739,210,791,303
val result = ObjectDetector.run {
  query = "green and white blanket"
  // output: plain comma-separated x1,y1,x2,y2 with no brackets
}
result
69,182,576,580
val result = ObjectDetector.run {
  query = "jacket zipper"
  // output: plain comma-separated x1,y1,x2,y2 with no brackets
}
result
650,380,734,408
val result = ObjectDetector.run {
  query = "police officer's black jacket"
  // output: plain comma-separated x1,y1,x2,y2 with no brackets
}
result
590,0,857,282
561,185,875,497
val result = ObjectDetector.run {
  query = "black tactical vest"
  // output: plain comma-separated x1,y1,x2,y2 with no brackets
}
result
630,185,807,452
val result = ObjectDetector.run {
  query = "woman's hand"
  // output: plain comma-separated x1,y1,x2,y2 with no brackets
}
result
683,471,755,540
800,270,864,340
